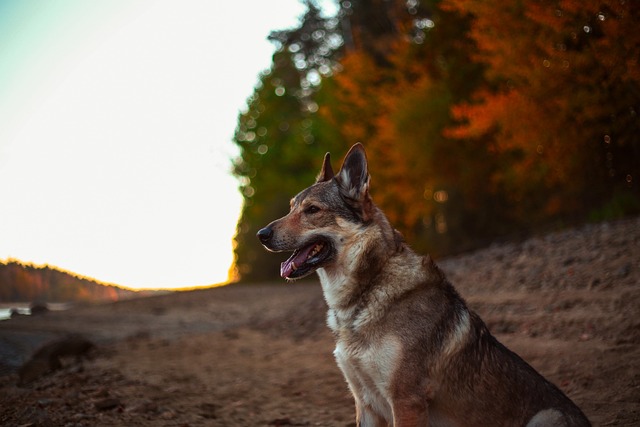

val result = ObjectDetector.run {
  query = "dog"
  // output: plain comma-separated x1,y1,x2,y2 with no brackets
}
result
257,143,591,426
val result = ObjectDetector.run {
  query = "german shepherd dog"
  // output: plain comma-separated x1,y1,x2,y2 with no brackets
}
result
257,143,590,426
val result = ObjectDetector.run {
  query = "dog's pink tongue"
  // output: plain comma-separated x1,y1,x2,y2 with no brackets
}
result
280,260,295,278
280,245,314,278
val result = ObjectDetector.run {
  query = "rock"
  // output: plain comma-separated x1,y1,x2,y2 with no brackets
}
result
29,303,49,316
71,412,93,421
160,410,177,420
127,399,158,414
18,356,56,386
199,402,218,419
18,335,95,386
37,397,61,406
90,387,111,398
94,397,121,411
9,308,25,318
615,263,631,279
268,418,293,426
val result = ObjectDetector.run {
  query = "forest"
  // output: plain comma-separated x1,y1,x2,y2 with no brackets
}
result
232,0,639,282
0,259,137,303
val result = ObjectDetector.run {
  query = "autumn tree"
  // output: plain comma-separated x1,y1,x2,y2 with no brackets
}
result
320,0,504,254
443,0,640,222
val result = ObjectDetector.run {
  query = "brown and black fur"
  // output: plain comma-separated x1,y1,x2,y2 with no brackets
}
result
258,143,590,427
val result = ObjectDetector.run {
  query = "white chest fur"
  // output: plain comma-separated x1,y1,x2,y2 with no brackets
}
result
317,267,406,423
333,333,403,424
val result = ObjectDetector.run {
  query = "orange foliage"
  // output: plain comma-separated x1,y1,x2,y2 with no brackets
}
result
444,0,640,219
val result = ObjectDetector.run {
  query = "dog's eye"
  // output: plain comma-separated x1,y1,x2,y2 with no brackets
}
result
304,205,321,215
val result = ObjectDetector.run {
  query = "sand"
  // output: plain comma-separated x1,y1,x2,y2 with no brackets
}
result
1,216,638,426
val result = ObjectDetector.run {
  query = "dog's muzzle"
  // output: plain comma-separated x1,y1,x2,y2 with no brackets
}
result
257,224,333,280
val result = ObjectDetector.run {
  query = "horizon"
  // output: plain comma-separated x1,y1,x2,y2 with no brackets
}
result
0,257,229,293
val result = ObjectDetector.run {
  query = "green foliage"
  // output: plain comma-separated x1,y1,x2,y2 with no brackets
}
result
589,190,640,223
231,2,345,281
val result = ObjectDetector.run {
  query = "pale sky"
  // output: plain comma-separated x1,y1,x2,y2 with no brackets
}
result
0,0,333,289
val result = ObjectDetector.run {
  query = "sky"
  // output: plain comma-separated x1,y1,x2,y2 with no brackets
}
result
0,0,334,290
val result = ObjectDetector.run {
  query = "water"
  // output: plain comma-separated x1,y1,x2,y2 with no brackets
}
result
0,304,29,320
0,303,74,320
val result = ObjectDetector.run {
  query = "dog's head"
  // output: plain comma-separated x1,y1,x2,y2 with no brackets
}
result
257,143,373,280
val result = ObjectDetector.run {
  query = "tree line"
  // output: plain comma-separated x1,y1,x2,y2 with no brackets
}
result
231,0,639,282
0,259,137,302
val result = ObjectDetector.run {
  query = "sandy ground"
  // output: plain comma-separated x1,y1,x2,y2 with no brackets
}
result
0,216,638,426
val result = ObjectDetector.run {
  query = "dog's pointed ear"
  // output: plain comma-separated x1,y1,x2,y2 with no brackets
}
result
336,143,370,201
316,152,334,183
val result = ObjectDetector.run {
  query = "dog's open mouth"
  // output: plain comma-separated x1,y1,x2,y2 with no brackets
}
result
280,239,332,279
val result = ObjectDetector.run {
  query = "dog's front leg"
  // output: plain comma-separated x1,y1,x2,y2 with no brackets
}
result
356,402,390,427
392,399,429,427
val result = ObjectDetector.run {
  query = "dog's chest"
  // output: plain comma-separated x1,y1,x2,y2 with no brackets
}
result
333,330,402,419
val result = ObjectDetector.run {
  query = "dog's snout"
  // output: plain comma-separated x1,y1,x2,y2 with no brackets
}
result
257,226,273,244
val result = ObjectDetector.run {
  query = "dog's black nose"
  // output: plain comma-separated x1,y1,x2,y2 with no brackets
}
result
256,227,273,244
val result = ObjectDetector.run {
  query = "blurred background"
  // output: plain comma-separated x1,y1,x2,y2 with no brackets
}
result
233,0,639,282
1,0,638,295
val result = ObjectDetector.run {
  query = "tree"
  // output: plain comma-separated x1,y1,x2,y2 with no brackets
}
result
321,0,502,254
443,0,640,222
232,1,344,281
231,0,638,282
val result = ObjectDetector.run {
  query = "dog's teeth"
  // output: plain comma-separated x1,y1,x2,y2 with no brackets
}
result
291,262,297,271
308,244,323,260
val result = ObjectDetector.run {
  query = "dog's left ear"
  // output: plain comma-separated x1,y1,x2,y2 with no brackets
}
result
316,152,334,183
337,143,370,202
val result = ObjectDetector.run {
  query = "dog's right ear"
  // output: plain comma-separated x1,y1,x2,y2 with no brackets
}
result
316,152,334,183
